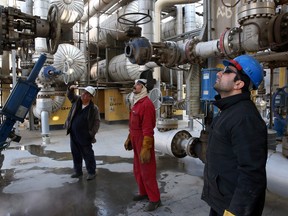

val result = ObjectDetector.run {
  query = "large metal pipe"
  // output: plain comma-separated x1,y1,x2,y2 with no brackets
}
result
154,128,193,158
266,150,288,198
81,0,115,23
154,129,288,198
155,129,288,199
50,0,84,30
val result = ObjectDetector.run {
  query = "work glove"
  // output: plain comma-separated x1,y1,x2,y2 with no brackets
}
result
124,134,132,150
223,210,235,216
140,136,153,163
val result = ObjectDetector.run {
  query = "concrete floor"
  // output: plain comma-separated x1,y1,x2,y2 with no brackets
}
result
0,121,288,216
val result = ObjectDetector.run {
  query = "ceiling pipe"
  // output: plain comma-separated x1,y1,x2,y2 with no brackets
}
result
81,0,112,22
81,0,120,23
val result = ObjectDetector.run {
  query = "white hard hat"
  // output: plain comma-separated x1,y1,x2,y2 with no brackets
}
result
84,86,96,97
135,79,147,86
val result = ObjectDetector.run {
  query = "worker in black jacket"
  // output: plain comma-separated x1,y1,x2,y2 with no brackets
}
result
202,55,268,216
65,85,100,181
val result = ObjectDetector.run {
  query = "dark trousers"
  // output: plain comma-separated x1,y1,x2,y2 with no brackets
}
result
209,208,221,216
70,134,96,175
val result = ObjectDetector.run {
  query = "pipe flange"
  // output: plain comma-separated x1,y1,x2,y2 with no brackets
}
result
186,137,200,158
219,27,242,58
171,130,191,158
161,41,182,67
184,38,203,64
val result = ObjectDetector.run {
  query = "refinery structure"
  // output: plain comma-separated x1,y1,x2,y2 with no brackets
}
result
0,0,288,215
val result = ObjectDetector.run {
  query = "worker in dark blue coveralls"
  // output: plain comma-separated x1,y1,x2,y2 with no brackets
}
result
65,85,100,181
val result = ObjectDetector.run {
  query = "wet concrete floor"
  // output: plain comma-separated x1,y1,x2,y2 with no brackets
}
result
0,122,288,216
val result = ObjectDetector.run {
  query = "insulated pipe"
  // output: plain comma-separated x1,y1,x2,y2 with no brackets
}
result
185,3,196,31
53,44,86,84
50,0,84,30
138,0,154,41
155,130,288,198
154,0,200,43
41,111,50,144
266,150,288,198
33,98,53,119
52,95,66,112
108,54,142,81
81,0,114,23
154,128,193,158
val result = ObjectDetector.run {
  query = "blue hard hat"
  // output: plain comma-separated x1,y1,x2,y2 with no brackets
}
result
223,55,264,89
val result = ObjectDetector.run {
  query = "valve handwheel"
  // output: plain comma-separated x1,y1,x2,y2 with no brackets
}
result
117,12,152,26
47,4,61,54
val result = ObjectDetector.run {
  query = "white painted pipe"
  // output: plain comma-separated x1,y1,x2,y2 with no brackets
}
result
155,127,288,199
41,111,50,144
266,150,288,198
81,0,115,22
41,111,50,135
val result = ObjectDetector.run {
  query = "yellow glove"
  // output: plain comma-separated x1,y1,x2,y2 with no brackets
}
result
140,136,153,163
223,210,235,216
124,134,133,150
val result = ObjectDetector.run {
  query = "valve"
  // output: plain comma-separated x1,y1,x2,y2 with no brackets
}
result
0,5,61,55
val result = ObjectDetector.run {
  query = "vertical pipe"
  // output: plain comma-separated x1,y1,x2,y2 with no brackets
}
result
269,67,274,129
11,50,19,134
176,5,183,35
41,111,50,144
177,71,183,101
138,0,154,41
184,3,196,31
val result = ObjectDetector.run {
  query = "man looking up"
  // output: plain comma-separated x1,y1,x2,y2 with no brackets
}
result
65,85,100,181
202,55,268,216
124,79,161,212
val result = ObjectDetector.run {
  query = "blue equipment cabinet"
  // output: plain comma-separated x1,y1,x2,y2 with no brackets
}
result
201,68,221,101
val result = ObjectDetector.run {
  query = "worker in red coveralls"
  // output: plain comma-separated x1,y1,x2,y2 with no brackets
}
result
124,79,161,212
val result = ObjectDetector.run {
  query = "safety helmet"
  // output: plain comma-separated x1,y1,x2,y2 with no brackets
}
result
84,86,96,97
223,55,264,89
135,79,147,86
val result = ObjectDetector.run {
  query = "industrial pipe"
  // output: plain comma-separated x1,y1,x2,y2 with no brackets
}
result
155,129,288,199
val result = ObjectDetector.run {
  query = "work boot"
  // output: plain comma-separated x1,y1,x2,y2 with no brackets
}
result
86,174,96,181
132,194,148,201
144,200,161,212
71,173,83,178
